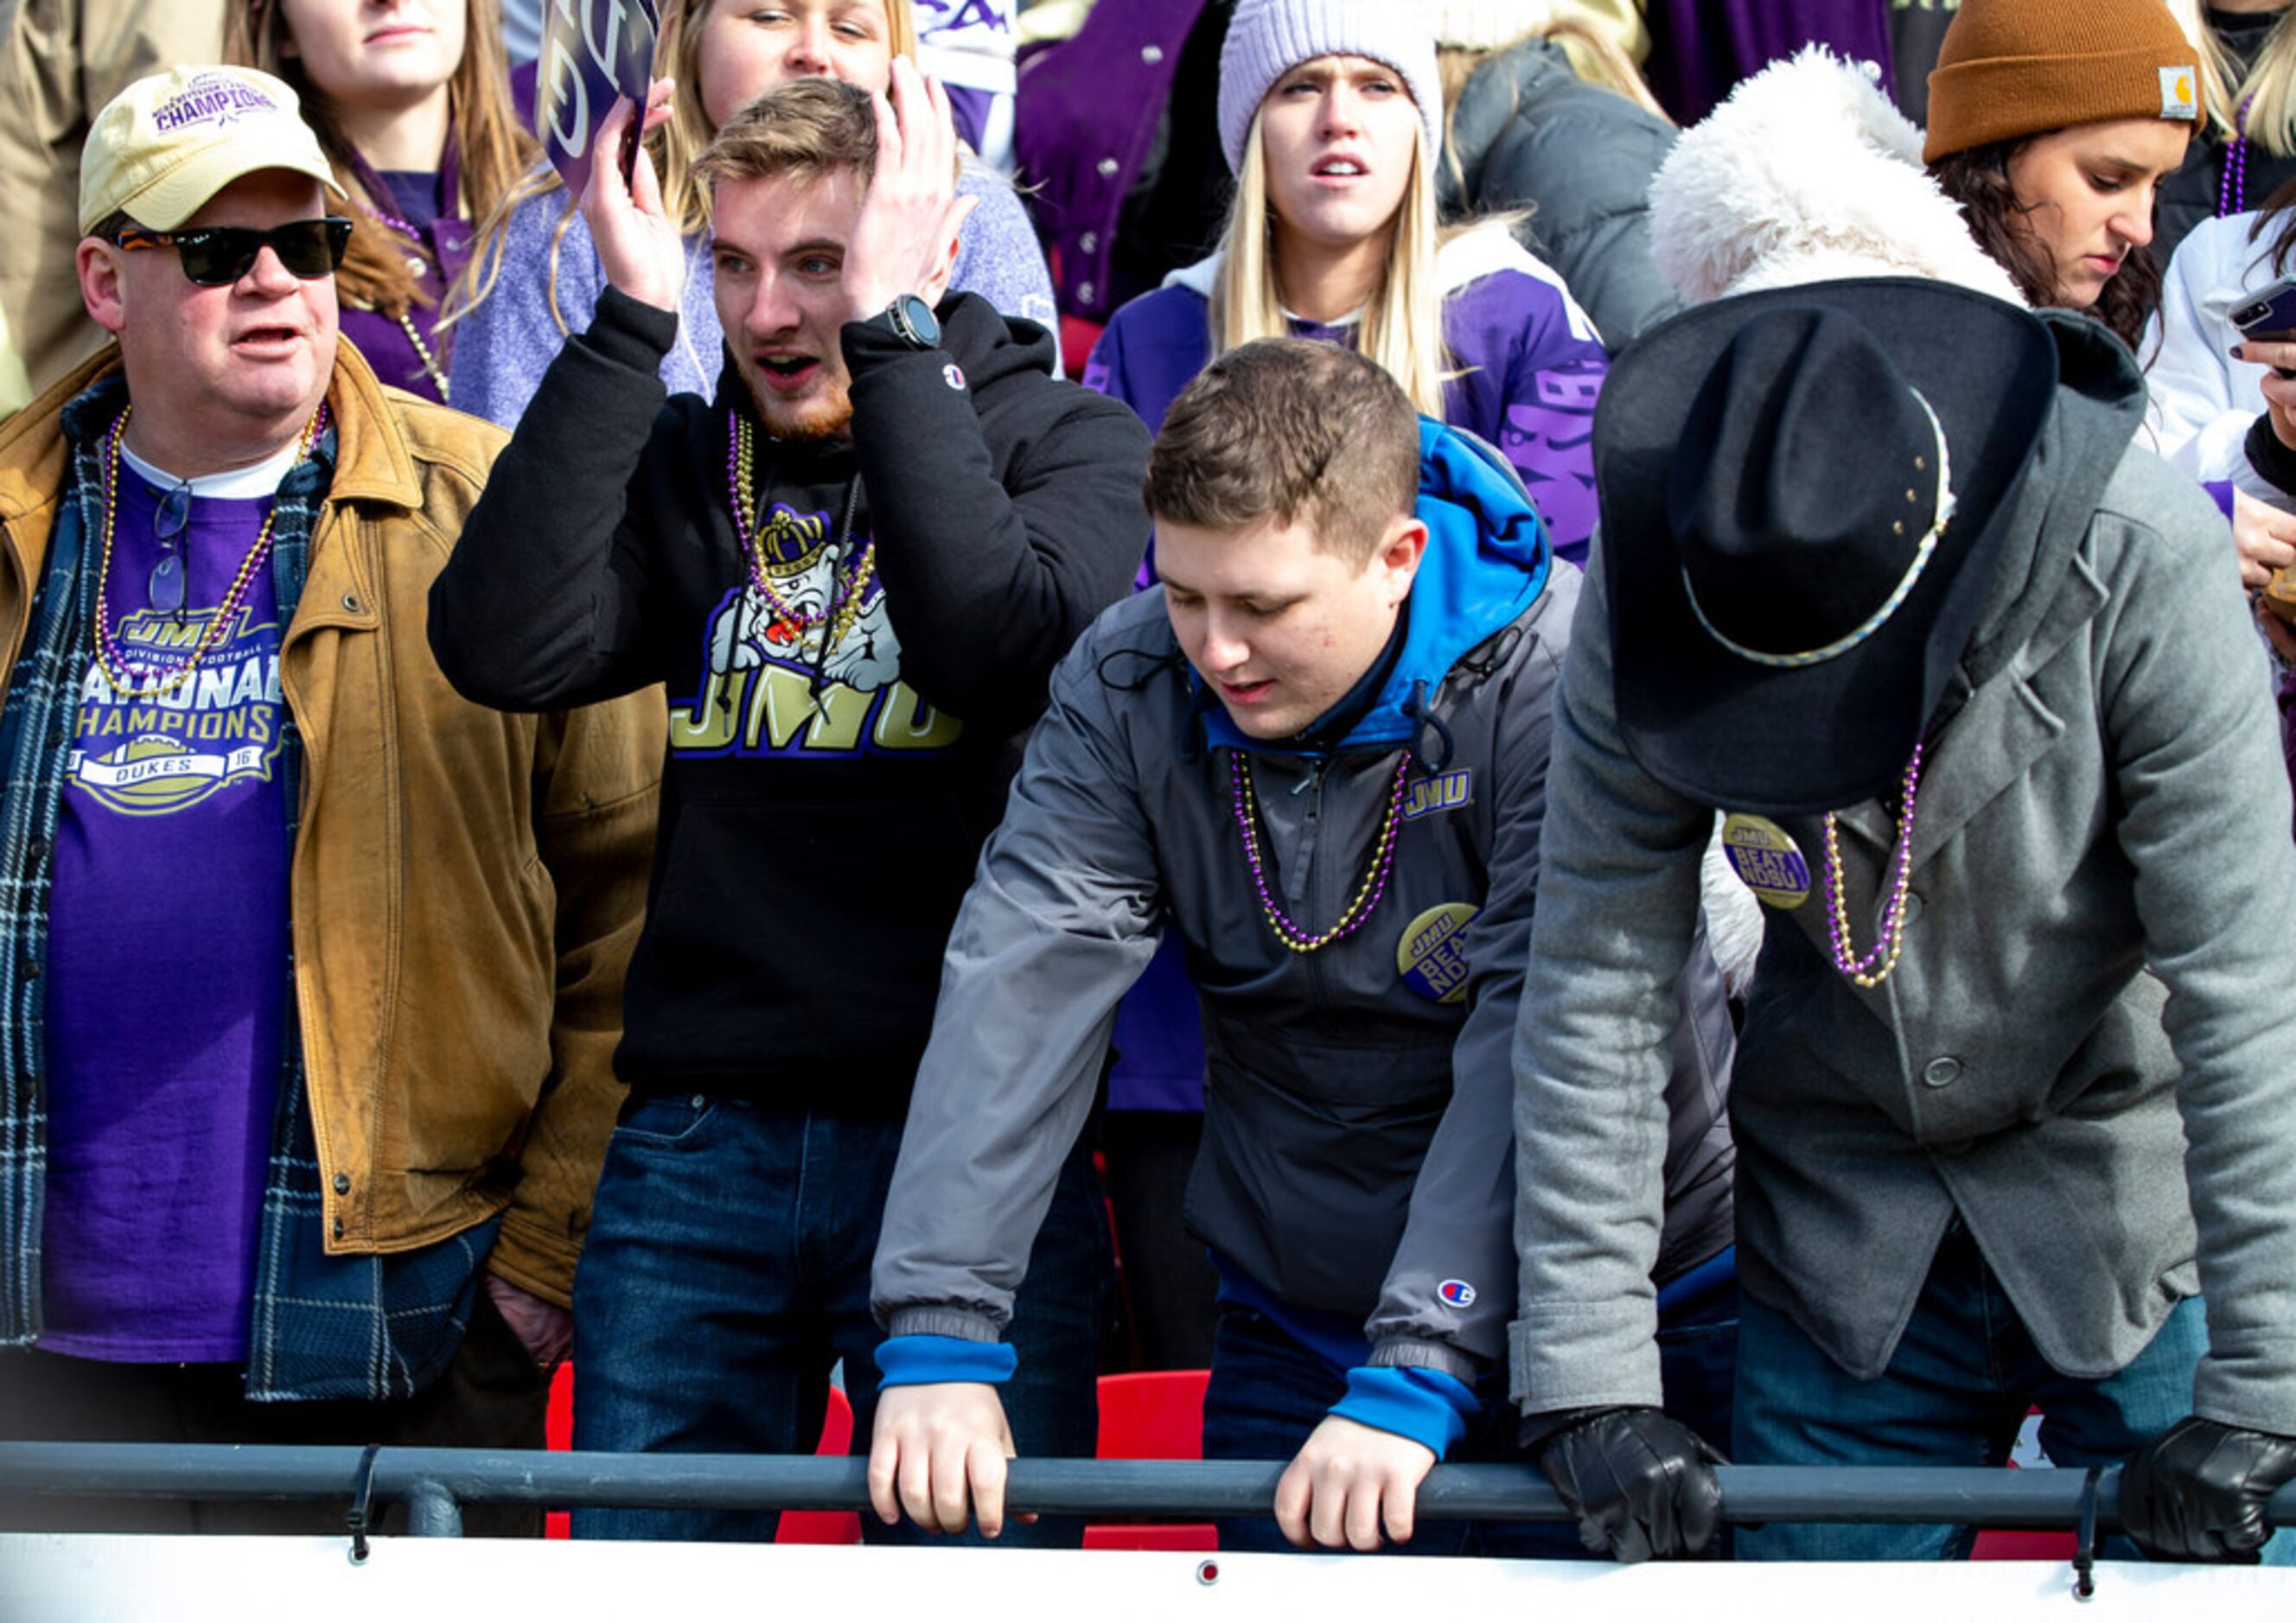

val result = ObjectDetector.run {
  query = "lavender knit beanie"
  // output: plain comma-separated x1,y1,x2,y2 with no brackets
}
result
1217,0,1445,175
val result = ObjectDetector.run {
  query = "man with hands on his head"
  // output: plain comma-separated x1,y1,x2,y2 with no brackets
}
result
866,338,1738,1556
428,67,1149,1543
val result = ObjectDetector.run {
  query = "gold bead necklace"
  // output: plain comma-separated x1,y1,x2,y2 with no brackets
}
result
91,403,328,702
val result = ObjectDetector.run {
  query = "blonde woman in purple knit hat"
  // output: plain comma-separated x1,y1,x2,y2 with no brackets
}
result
1084,0,1611,566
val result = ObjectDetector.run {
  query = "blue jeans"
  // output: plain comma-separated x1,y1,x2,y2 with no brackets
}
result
1735,1220,2293,1563
570,1098,1110,1543
1203,1264,1739,1557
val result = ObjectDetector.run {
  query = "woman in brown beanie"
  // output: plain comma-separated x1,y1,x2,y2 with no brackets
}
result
1926,0,2201,348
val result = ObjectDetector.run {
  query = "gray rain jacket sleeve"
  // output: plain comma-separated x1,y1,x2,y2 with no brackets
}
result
871,607,1168,1347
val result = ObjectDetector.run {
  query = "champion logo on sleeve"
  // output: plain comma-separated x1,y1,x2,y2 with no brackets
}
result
1438,1279,1477,1308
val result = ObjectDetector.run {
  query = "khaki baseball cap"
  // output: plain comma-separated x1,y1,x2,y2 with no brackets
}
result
79,66,343,235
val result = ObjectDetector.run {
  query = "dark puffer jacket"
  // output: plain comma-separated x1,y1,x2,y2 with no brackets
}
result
1439,35,1681,346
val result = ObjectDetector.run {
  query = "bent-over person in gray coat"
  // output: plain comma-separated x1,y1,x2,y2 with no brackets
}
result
1511,278,2296,1566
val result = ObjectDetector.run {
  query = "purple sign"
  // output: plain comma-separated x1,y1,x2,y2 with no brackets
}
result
539,0,660,199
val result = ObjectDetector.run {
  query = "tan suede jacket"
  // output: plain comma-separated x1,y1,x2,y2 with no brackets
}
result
0,341,661,1306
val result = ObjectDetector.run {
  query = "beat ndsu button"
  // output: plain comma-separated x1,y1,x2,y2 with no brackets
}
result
1397,902,1478,1004
1721,813,1811,909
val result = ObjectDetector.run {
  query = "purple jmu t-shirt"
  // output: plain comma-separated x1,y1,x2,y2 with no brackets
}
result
39,454,293,1362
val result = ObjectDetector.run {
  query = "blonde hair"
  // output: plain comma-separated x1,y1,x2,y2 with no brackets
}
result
1211,112,1452,418
226,0,536,319
2170,0,2296,158
1434,18,1668,123
450,0,922,334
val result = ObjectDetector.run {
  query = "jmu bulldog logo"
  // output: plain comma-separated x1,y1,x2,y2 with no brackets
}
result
668,505,963,759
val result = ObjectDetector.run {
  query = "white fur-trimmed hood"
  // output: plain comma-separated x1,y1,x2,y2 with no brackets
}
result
1649,47,2028,309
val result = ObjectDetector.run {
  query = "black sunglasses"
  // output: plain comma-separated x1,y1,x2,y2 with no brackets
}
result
112,216,353,287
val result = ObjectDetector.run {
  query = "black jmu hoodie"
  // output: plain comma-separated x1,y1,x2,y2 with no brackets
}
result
431,287,1151,1109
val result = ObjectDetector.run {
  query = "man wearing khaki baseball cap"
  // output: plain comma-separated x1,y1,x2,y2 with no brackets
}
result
0,65,660,1534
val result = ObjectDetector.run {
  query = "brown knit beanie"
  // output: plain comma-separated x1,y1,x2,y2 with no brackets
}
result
1923,0,2199,164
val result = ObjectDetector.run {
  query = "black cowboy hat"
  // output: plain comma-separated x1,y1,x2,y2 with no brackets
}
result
1594,277,2061,817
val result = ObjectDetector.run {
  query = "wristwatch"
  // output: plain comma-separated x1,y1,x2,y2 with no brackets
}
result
871,292,941,350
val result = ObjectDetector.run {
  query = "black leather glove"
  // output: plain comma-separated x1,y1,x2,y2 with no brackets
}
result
2118,1416,2296,1563
1532,1405,1726,1562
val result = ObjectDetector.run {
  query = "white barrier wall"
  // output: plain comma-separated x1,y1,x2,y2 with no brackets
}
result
2,1536,2293,1622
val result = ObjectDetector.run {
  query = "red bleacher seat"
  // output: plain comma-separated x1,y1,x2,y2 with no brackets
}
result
540,1364,862,1543
1970,1413,2075,1562
1084,1368,1215,1552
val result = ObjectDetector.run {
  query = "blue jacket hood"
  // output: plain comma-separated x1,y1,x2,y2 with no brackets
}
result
1199,417,1553,760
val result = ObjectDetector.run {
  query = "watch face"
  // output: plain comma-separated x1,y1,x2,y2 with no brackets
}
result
895,294,941,348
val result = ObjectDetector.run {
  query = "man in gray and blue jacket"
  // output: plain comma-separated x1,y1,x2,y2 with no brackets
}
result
865,337,1737,1555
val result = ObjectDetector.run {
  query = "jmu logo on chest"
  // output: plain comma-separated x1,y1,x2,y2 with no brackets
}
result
1401,768,1472,822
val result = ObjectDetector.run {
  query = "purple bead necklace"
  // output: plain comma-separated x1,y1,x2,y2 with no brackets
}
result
2220,93,2256,219
351,194,452,400
1819,744,1925,989
1229,751,1408,953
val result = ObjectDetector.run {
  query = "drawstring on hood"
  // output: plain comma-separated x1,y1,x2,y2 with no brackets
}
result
1401,680,1456,774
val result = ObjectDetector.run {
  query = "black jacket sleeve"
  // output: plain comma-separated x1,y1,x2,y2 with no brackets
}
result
429,287,679,711
2247,411,2296,500
841,309,1153,735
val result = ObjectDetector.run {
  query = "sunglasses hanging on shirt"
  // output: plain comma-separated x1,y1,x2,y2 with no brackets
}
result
112,216,353,287
150,480,191,618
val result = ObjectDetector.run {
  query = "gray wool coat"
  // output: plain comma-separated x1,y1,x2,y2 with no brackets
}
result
1510,312,2296,1437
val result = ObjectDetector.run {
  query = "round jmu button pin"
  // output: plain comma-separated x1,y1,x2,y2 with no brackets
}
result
1398,902,1478,1004
1721,813,1811,909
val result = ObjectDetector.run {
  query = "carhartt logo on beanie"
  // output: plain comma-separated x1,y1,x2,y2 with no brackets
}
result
1923,0,2198,164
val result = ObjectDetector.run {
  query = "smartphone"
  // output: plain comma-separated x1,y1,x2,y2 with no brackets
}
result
2234,275,2296,377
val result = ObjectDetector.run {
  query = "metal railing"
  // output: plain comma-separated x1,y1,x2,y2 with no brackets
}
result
3,1442,2293,1543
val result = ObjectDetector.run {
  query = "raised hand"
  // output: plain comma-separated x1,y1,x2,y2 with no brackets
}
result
580,80,686,315
840,56,979,327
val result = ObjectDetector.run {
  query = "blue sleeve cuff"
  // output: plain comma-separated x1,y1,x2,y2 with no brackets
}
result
1329,1365,1479,1458
874,1333,1018,1390
2206,479,2237,520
